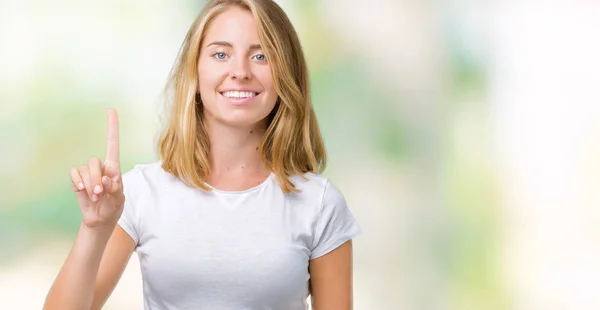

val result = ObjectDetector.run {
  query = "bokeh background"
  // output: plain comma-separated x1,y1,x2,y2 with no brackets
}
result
1,0,599,309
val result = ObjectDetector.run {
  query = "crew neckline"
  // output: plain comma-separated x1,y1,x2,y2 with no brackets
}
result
204,172,275,195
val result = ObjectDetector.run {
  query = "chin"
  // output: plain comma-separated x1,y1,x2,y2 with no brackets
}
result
218,114,268,128
203,103,274,129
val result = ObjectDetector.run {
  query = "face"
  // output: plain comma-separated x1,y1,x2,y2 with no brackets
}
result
197,6,278,128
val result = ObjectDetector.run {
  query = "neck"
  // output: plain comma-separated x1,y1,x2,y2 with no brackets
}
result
204,117,269,177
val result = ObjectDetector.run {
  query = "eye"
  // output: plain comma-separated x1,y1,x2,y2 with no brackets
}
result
212,51,228,60
252,53,267,62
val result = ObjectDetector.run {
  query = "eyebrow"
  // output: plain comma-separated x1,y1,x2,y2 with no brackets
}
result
206,41,262,50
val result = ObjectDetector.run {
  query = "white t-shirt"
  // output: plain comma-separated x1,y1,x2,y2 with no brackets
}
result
117,161,361,310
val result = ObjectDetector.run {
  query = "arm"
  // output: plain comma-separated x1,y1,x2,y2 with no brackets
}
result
44,109,134,310
91,225,136,310
308,240,354,310
44,224,135,310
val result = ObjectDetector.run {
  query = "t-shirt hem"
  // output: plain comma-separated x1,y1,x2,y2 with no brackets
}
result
309,223,362,260
117,220,139,245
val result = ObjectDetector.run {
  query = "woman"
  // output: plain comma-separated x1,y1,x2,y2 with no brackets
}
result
44,0,360,309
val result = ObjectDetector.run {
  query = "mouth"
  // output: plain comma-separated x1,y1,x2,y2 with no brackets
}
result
219,90,260,105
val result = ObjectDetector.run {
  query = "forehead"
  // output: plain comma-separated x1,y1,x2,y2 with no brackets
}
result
203,6,259,45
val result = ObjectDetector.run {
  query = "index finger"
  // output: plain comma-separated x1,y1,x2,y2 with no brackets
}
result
105,108,120,164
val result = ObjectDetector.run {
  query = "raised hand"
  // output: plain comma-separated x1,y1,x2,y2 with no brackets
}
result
69,108,125,229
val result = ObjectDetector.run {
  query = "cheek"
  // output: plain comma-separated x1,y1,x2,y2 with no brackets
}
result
198,69,214,91
197,66,221,111
197,61,222,91
256,68,276,98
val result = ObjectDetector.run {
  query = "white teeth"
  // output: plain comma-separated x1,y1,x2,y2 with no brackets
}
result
222,91,257,99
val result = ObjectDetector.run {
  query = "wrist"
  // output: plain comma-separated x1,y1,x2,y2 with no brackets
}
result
78,221,115,243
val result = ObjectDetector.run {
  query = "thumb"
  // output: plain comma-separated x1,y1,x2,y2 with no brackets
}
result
102,175,122,194
104,174,125,207
102,176,111,189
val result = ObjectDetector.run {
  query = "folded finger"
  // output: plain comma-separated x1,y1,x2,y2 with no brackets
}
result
70,167,85,192
88,157,104,196
80,165,97,202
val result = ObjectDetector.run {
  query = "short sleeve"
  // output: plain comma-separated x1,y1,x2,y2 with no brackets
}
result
310,180,361,259
117,167,143,246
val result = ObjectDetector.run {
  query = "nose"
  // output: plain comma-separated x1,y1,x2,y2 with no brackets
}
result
229,57,251,80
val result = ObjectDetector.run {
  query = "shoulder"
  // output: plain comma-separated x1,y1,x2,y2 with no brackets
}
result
121,160,179,192
286,172,346,207
290,173,360,259
123,161,164,178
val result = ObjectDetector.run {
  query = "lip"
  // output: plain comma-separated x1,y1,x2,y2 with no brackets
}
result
219,88,261,93
219,91,261,106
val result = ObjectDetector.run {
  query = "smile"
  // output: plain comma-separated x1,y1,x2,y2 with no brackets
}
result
220,91,259,99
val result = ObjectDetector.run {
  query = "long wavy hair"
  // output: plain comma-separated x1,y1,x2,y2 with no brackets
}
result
158,0,326,193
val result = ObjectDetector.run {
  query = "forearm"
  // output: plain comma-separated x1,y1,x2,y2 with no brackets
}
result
44,222,113,310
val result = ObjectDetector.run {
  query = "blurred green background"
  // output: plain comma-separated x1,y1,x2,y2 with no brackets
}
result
2,0,600,309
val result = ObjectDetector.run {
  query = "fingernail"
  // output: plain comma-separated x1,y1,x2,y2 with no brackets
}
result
94,185,102,194
103,178,110,188
92,194,98,202
78,182,84,190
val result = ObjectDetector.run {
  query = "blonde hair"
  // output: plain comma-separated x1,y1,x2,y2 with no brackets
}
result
158,0,326,193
